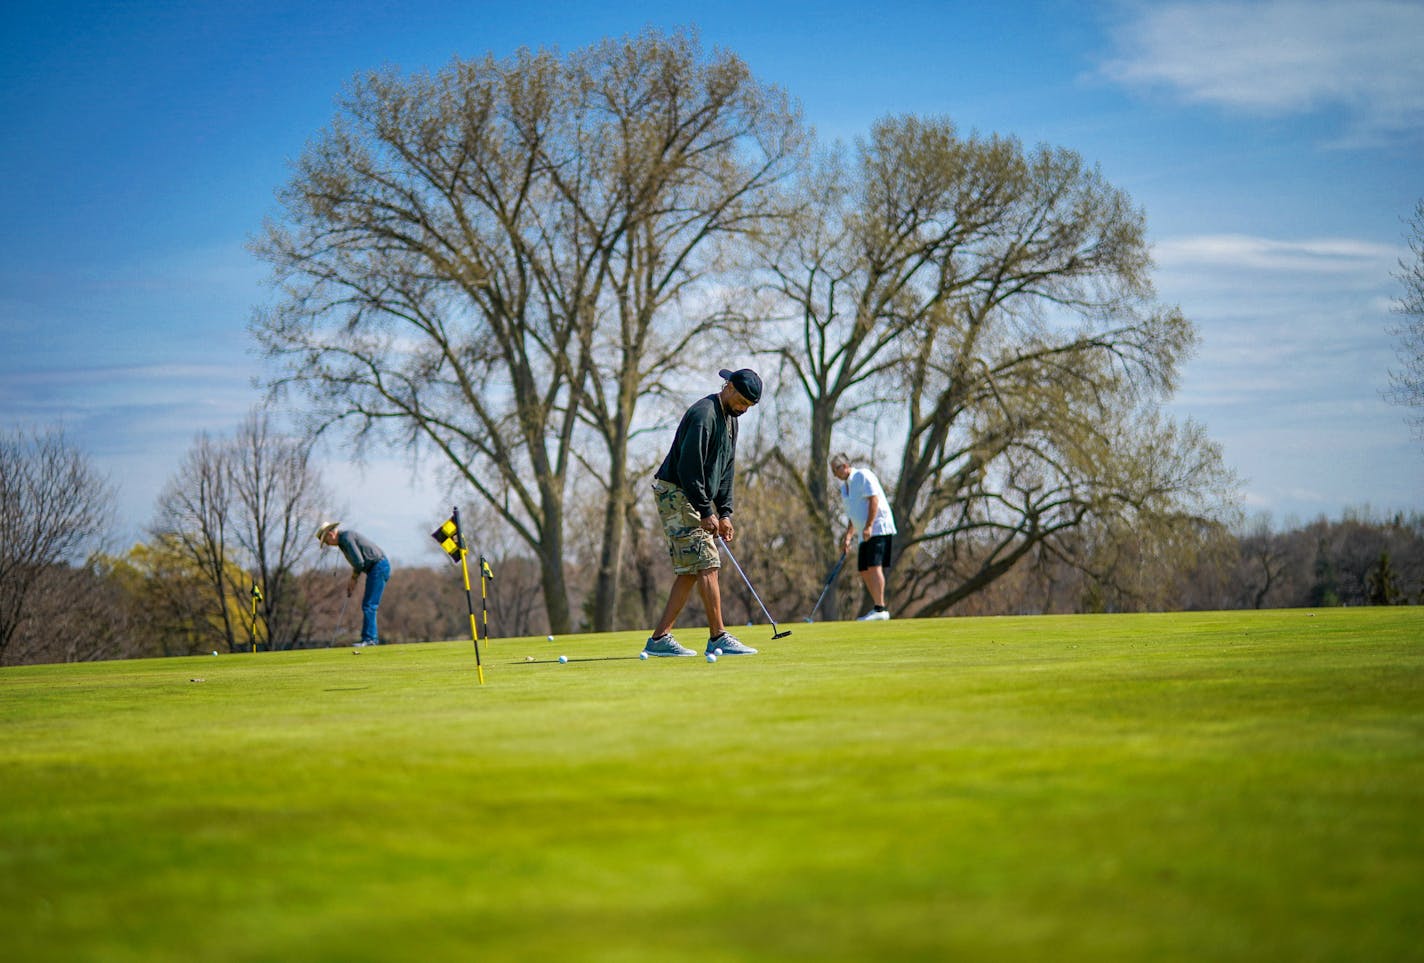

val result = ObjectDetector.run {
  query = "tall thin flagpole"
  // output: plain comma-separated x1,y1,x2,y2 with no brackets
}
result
454,508,484,685
480,556,493,651
433,506,485,684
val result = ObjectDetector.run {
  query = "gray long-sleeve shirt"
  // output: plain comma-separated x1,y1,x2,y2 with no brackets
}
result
654,393,738,519
336,530,387,574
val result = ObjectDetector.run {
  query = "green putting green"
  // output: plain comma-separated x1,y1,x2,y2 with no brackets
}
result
2,608,1420,962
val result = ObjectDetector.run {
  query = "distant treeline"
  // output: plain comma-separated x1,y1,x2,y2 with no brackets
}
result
945,512,1424,617
4,512,1419,667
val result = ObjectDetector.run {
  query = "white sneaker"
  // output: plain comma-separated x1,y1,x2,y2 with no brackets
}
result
856,610,890,621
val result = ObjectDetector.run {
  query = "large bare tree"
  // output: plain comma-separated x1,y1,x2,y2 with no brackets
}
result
252,30,804,633
0,427,113,665
150,410,328,651
755,121,1041,613
759,115,1235,615
229,411,331,646
151,431,240,651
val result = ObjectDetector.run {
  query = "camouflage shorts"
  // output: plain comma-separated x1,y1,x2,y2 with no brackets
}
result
652,480,720,575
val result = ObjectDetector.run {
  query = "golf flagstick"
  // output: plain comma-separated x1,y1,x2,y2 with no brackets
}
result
479,555,494,646
249,581,263,653
717,537,792,640
432,507,484,684
805,549,847,622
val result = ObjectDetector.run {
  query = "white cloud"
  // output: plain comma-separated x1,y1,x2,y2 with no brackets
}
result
1102,0,1424,143
1150,226,1417,520
1,362,256,425
1153,233,1400,274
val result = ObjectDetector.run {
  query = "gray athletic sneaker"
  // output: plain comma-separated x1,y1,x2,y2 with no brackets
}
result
643,633,696,657
707,631,758,656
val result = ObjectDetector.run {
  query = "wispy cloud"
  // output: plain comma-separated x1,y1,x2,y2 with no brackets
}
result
1154,233,1400,274
1101,0,1424,145
0,362,262,451
1151,227,1411,512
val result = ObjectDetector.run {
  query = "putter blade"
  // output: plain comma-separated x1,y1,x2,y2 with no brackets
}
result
773,630,792,639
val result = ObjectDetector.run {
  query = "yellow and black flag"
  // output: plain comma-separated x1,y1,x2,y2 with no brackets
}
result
432,507,485,684
432,516,464,563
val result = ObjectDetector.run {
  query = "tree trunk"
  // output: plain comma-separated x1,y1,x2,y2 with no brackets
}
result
592,456,629,632
806,394,842,620
539,524,573,636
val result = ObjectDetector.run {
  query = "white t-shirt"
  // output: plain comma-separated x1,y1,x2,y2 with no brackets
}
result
840,467,897,539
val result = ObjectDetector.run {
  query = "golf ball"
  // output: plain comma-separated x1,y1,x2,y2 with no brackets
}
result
547,635,555,642
639,651,649,660
714,647,723,656
706,653,717,663
558,654,568,663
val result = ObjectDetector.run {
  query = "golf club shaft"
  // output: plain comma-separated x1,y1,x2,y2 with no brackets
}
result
335,589,352,645
717,537,781,631
808,550,847,621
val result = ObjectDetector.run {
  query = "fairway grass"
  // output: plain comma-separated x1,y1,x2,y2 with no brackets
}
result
1,609,1420,962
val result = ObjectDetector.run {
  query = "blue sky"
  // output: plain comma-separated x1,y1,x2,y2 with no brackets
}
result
2,0,1421,564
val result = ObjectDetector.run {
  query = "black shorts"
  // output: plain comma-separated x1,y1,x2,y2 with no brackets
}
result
858,534,894,571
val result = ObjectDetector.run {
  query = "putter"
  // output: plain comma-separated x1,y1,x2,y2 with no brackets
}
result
805,549,848,622
717,537,792,640
331,584,353,647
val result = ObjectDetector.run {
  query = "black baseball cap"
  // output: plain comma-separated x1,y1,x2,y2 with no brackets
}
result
718,368,762,404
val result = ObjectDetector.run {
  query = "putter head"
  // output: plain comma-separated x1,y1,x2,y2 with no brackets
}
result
773,630,793,639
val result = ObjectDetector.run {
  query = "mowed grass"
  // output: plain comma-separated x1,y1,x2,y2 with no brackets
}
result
1,608,1420,962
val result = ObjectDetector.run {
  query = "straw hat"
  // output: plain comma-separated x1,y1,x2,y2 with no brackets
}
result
314,521,340,543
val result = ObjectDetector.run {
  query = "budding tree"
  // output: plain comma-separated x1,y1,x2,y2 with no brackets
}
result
758,115,1236,614
253,29,805,632
150,410,329,652
0,427,113,664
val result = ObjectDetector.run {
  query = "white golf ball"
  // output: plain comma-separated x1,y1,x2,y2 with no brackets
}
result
706,653,717,663
547,635,555,642
639,651,649,660
558,654,568,663
714,647,723,656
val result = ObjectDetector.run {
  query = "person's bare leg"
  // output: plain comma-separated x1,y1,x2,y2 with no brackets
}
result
696,569,725,638
653,573,697,637
862,566,886,608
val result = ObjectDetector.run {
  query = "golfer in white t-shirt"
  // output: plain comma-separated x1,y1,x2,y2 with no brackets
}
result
830,452,897,621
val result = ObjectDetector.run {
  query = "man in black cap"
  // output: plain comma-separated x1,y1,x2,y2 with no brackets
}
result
643,368,763,657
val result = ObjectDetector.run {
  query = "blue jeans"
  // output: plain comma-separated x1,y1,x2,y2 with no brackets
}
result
361,557,391,643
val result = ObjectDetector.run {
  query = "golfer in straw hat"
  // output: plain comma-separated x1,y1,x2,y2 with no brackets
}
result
316,521,390,646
